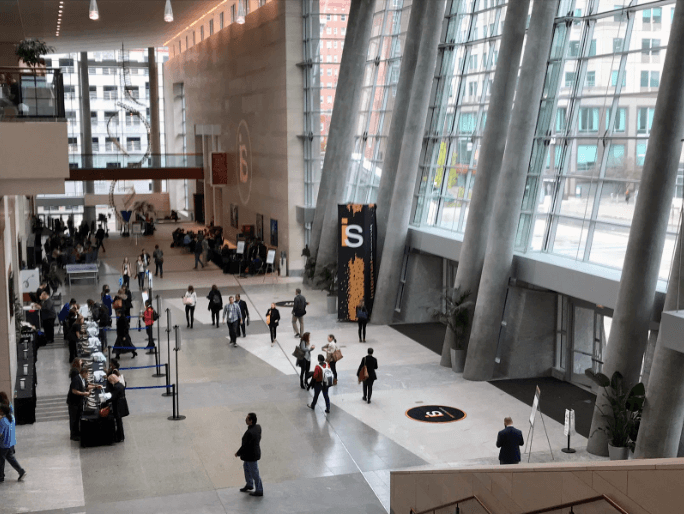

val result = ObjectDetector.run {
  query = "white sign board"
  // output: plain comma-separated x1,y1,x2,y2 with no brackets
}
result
131,223,143,235
19,269,40,298
564,409,576,437
529,386,541,426
237,241,245,255
266,249,276,265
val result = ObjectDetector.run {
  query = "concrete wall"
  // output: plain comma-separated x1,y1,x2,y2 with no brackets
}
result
391,459,684,514
163,1,304,273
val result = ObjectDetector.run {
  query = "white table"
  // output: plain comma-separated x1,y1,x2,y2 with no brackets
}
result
66,263,99,288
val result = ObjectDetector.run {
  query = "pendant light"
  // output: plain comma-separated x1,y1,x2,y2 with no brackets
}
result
236,0,246,24
164,0,174,23
89,0,99,20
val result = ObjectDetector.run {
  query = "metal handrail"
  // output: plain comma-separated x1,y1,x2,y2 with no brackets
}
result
410,495,494,514
521,494,629,514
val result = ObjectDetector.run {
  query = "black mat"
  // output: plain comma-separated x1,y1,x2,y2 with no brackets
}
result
390,322,447,355
488,377,596,438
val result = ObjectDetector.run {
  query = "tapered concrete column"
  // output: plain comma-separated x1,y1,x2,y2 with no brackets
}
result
148,47,163,191
308,0,376,274
587,0,684,456
375,2,426,262
462,0,557,381
372,0,447,325
202,136,214,225
440,0,530,368
78,52,93,167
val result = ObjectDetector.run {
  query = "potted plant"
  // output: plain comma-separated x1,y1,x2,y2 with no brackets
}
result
15,39,54,68
585,369,645,460
316,262,338,314
432,288,473,373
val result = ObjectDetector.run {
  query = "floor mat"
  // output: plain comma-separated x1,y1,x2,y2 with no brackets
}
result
390,322,447,355
488,376,596,438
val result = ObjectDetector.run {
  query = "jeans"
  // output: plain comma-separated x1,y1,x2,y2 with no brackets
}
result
137,273,145,290
311,382,330,411
243,460,263,493
211,308,220,326
358,320,367,341
227,320,239,344
0,446,25,481
194,253,204,268
146,325,155,348
185,305,195,328
363,378,375,401
269,324,277,342
155,261,163,277
292,315,304,336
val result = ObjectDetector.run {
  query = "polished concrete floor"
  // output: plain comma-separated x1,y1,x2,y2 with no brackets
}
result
2,224,604,514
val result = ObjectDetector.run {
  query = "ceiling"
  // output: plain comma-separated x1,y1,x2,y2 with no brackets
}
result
0,0,225,52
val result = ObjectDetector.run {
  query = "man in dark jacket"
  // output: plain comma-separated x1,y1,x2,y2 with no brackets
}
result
357,348,378,404
496,417,524,465
292,289,306,338
236,294,249,337
235,412,263,497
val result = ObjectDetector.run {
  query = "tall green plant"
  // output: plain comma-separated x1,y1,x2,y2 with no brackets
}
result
15,39,54,67
432,288,473,350
316,262,337,296
585,370,645,451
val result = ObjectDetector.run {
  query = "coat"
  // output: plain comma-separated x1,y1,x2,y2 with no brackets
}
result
207,290,223,311
357,355,378,381
108,382,129,418
236,424,262,462
496,426,524,464
266,308,280,326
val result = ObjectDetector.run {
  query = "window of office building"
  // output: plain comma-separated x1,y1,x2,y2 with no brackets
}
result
220,12,224,29
210,19,214,35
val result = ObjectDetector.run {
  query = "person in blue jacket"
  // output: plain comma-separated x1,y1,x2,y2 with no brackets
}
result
0,402,26,482
496,416,525,465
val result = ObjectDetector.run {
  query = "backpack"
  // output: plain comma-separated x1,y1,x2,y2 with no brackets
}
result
211,292,221,304
321,364,334,387
152,309,159,321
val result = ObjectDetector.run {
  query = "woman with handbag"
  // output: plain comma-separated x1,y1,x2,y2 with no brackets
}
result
321,334,340,385
183,285,197,328
356,300,369,342
207,285,223,327
357,348,378,404
135,255,146,290
266,303,280,345
121,257,132,289
297,332,315,390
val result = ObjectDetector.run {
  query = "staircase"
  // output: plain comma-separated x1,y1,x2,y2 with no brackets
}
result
35,395,69,423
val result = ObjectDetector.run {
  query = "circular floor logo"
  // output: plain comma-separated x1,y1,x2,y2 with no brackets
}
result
405,405,466,424
236,119,252,205
275,300,294,307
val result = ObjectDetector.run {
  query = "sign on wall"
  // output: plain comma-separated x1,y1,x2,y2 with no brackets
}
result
338,204,376,321
211,152,228,186
236,120,252,205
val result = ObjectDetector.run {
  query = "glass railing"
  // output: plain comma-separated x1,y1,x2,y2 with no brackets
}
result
68,153,203,169
0,66,65,120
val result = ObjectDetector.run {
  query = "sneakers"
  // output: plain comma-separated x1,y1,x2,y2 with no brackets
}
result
239,485,254,492
294,333,300,338
18,471,26,481
325,409,330,414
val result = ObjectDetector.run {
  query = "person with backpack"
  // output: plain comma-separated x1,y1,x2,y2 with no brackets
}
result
143,300,158,353
207,285,223,327
58,298,77,335
292,289,306,338
356,299,369,342
357,348,378,404
308,354,332,413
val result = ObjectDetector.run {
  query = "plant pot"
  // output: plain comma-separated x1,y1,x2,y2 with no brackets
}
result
450,349,466,373
327,295,337,315
607,443,630,461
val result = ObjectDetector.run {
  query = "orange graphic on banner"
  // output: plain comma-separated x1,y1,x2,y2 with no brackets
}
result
346,255,365,321
347,204,364,215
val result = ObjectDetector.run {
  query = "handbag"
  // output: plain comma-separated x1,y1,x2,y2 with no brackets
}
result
266,314,271,325
99,406,110,418
293,345,305,360
333,349,343,362
113,298,123,310
358,357,369,383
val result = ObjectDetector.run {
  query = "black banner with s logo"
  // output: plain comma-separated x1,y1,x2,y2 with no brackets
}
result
338,204,376,321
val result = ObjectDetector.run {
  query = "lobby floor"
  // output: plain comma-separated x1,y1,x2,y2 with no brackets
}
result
3,223,604,514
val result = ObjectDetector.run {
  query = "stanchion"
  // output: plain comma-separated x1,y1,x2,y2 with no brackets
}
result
162,308,173,397
168,325,185,421
153,295,164,377
163,363,171,396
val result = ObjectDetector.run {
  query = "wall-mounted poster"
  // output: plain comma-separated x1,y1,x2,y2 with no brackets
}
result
270,219,278,247
256,213,264,241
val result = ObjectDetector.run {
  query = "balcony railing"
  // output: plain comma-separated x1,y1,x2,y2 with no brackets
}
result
68,153,203,169
0,66,65,120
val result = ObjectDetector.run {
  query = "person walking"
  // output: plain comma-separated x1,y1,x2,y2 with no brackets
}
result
223,296,242,346
298,332,314,390
357,348,378,404
183,285,197,328
496,417,524,465
207,285,223,327
0,403,26,483
356,300,369,342
95,226,106,253
322,335,340,385
135,255,146,290
143,300,157,354
194,236,205,269
121,257,132,289
292,288,306,338
236,294,249,337
139,248,151,272
308,354,331,413
39,291,56,345
113,307,137,359
153,244,164,278
266,303,280,345
235,412,263,497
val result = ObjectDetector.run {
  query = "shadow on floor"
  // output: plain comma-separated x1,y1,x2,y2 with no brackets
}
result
390,322,447,355
488,377,596,439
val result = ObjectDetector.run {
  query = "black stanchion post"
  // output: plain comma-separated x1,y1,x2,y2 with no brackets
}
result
168,325,185,421
170,383,177,419
162,363,171,396
162,308,173,396
153,295,164,377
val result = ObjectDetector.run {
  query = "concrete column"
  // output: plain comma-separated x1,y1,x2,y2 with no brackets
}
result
641,329,658,389
78,52,93,167
588,0,684,456
462,0,557,381
202,136,214,226
308,0,376,274
375,2,426,262
372,0,447,325
440,0,530,368
148,48,163,192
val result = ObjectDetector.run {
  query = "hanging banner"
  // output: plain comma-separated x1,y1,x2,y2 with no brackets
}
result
338,204,376,321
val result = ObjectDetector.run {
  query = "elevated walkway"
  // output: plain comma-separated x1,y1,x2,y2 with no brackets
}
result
67,153,204,180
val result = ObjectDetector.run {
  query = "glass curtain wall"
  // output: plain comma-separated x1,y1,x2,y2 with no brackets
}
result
344,0,412,203
516,0,679,280
412,0,509,232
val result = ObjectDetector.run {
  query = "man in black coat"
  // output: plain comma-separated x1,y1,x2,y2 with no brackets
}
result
357,348,378,404
496,417,525,465
235,412,263,497
107,373,129,443
236,294,249,337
